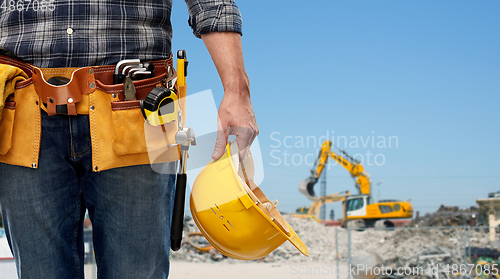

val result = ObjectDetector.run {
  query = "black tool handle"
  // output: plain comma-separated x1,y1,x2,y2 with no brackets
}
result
170,173,187,251
113,73,125,85
142,62,156,79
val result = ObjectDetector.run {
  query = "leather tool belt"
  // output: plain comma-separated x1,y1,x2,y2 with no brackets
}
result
0,54,183,171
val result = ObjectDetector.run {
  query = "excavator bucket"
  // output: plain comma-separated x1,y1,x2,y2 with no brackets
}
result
298,177,319,201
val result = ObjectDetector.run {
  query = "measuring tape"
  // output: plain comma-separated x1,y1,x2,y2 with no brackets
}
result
140,87,179,126
140,50,187,127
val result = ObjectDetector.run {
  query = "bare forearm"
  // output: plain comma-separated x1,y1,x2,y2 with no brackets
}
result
201,31,258,160
201,32,250,97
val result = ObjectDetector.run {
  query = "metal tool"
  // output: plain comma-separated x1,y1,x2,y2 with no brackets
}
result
170,49,192,252
113,59,140,84
122,66,152,101
114,59,141,74
131,71,152,78
126,67,147,76
123,76,137,101
113,59,155,85
170,124,195,251
121,64,143,76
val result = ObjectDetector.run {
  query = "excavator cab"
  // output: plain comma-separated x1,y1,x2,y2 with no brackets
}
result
345,195,372,218
295,207,309,214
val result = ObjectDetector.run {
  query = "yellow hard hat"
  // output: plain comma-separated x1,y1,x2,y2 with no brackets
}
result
190,141,309,260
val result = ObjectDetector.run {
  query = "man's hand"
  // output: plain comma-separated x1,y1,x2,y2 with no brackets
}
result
215,87,258,161
201,32,259,160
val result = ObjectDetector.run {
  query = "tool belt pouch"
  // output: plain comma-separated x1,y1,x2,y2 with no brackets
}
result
0,71,41,168
91,68,181,171
0,100,17,155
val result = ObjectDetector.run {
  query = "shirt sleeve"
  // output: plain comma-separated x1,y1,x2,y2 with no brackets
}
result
184,0,243,39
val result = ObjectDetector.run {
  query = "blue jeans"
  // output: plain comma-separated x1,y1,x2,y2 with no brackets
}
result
0,110,176,278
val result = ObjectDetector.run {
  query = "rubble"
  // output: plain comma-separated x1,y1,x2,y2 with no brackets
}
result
408,205,479,227
170,214,493,266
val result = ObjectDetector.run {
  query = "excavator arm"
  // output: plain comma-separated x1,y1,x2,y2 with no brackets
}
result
298,141,333,200
298,140,371,201
293,191,351,222
333,148,371,195
308,191,351,219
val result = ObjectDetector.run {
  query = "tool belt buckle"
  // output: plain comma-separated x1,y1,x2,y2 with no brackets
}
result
32,67,96,116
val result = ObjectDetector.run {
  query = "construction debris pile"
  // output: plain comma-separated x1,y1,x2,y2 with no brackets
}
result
170,214,494,266
408,205,480,227
370,246,500,278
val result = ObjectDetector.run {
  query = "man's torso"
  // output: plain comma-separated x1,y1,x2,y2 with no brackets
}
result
0,0,173,67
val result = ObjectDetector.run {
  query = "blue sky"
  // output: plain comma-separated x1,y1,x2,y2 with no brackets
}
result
170,1,500,217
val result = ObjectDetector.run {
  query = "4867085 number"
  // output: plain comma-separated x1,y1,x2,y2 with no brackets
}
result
1,0,55,12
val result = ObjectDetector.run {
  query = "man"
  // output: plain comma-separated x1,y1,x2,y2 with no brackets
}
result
0,0,258,278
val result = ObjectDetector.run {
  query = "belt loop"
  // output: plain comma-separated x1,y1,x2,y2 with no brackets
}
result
47,97,57,116
67,102,77,115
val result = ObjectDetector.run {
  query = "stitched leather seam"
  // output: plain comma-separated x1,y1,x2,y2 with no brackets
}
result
0,58,32,73
96,80,162,93
15,80,33,89
93,66,115,73
33,96,41,167
38,70,75,74
95,87,121,93
90,93,99,171
111,105,141,111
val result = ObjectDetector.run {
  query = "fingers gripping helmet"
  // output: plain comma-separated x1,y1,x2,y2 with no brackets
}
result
190,141,309,260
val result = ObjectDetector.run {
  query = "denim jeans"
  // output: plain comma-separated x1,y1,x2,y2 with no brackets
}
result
0,110,176,279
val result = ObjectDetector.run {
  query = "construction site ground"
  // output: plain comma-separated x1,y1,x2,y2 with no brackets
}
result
169,261,352,279
2,206,496,279
169,207,496,279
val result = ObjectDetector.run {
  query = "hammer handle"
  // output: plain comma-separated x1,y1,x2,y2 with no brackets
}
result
170,173,187,251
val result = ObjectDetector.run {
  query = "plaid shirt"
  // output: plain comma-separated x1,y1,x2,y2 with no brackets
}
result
0,0,242,67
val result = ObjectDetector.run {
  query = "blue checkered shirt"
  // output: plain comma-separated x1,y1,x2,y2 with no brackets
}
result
0,0,242,67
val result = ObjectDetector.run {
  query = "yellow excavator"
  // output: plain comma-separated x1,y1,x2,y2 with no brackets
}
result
298,140,413,228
